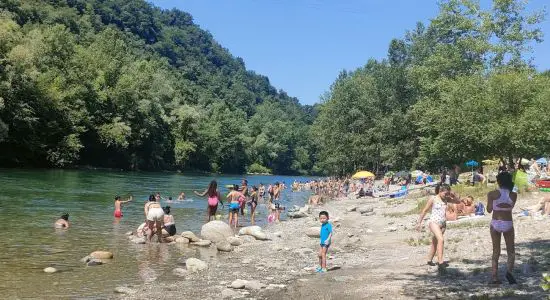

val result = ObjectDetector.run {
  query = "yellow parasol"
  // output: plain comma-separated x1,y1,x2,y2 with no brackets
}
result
352,171,375,179
482,159,499,165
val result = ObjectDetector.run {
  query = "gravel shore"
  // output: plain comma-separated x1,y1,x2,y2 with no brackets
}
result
117,189,550,299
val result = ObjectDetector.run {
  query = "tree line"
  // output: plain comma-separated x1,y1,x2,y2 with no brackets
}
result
1,0,549,176
313,0,549,175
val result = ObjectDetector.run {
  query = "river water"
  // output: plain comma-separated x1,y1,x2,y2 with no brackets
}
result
0,169,314,299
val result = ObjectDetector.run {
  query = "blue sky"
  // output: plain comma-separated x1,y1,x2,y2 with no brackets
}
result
151,0,550,105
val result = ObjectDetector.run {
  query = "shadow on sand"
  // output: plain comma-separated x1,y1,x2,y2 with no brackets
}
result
398,239,550,299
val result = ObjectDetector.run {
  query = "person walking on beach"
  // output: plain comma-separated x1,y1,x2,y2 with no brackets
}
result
144,194,164,243
487,172,517,284
249,186,259,225
416,184,458,269
316,211,332,273
194,180,223,222
114,195,132,218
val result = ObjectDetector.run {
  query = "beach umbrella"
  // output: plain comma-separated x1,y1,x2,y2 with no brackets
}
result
536,158,547,166
352,171,375,179
465,160,479,167
395,170,410,178
384,171,395,177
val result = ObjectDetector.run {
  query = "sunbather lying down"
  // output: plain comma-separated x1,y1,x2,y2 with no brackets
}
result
522,196,550,215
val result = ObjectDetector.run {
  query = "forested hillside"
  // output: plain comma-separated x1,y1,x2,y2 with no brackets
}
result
0,0,316,174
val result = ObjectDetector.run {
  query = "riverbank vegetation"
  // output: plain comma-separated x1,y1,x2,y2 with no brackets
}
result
1,0,549,175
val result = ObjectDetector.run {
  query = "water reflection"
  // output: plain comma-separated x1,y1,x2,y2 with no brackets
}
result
137,244,171,283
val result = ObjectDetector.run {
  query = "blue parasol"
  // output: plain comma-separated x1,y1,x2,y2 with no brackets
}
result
536,157,547,166
465,160,479,167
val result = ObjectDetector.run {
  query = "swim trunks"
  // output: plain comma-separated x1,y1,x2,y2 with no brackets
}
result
114,209,122,218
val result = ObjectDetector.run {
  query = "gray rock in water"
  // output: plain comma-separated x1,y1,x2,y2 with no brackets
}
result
172,267,188,277
222,288,242,299
181,231,201,242
131,237,146,244
43,267,57,273
231,279,247,289
80,256,91,263
114,286,137,295
201,221,234,244
244,280,265,290
186,258,208,273
217,240,234,252
87,259,103,266
125,231,133,236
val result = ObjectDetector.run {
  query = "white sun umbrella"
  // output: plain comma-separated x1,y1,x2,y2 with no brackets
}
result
411,170,423,177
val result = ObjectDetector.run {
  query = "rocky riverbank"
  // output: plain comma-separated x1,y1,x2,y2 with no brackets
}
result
115,190,550,300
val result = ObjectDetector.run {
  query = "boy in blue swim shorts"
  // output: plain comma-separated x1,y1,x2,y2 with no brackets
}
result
317,211,332,273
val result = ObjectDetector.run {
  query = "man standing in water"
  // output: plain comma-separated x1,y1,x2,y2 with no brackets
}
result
114,195,132,218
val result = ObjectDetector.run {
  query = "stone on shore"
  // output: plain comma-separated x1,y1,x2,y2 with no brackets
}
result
186,258,208,273
346,206,357,212
175,237,190,244
239,226,268,240
181,231,201,242
114,286,137,295
227,236,243,246
201,221,234,243
89,251,113,259
305,227,321,238
231,279,247,289
358,206,374,214
244,280,265,290
191,239,211,247
172,268,188,277
44,267,57,273
164,236,177,243
217,240,234,252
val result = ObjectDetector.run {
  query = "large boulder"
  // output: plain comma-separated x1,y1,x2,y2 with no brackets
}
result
239,226,268,240
181,231,200,242
186,258,208,273
89,251,113,259
305,227,321,238
201,221,234,243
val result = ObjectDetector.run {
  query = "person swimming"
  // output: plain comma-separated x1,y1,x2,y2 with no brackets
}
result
55,213,70,228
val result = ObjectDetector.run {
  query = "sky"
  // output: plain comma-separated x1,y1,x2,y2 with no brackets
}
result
151,0,550,105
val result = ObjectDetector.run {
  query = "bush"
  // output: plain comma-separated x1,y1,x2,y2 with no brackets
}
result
247,163,272,174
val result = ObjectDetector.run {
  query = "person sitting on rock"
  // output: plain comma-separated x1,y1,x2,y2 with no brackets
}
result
163,206,176,236
456,196,476,216
55,213,70,228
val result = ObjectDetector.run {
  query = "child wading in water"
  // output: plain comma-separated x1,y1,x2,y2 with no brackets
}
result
317,211,332,273
113,195,132,218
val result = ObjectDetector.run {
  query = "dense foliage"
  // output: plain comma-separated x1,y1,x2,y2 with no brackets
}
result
0,0,316,174
313,0,549,175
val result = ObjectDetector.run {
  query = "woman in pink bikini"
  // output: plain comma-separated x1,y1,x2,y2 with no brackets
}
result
194,180,223,222
487,172,517,284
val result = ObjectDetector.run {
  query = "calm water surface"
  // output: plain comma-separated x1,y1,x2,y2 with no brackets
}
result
0,169,314,299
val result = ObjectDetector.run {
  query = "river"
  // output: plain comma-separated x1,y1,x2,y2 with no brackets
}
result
0,169,315,299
